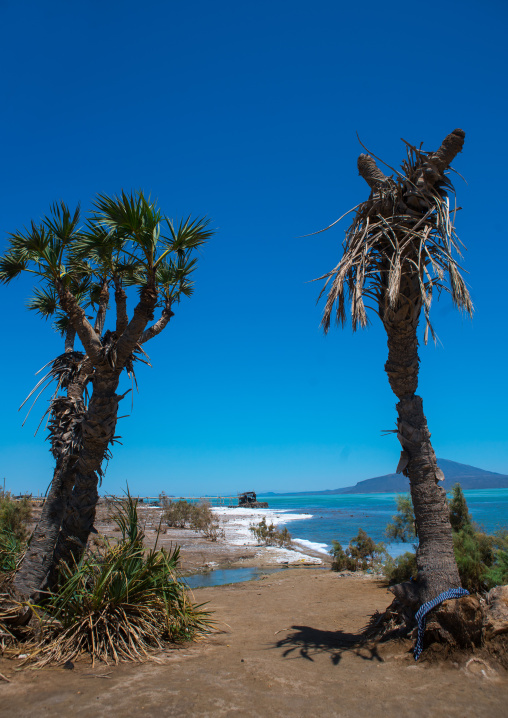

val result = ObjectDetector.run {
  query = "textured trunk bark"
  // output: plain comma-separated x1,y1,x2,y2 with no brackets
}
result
13,363,88,600
394,394,461,605
13,457,77,600
51,370,121,569
49,280,158,574
383,295,461,607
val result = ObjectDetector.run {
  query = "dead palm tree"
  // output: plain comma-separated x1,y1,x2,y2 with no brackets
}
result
1,193,213,599
316,129,472,607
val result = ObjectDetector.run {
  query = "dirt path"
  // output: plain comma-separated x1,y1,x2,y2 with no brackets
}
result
2,570,507,717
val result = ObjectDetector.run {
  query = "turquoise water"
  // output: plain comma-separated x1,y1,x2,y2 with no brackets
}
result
183,567,284,589
257,489,508,552
184,489,508,589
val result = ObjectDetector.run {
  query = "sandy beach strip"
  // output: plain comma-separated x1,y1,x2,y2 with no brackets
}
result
212,505,327,565
86,502,331,572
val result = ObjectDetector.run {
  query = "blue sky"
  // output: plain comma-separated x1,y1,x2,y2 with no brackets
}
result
1,0,507,496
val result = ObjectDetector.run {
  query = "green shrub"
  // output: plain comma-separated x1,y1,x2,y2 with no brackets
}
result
29,494,212,666
160,497,224,541
250,517,292,547
452,526,495,592
347,529,387,571
0,530,22,573
449,484,473,533
383,551,418,584
162,498,195,529
485,550,508,589
330,530,387,572
190,501,225,541
382,485,508,592
330,540,349,571
385,494,416,543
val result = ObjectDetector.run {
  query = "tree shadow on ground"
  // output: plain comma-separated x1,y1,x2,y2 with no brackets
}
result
272,625,383,666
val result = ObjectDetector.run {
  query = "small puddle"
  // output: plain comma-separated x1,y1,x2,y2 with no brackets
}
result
182,566,284,589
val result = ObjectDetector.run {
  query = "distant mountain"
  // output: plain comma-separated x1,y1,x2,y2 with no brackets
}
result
262,459,508,496
334,459,508,494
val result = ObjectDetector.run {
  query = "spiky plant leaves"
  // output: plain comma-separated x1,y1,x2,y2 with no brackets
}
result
42,202,81,245
0,531,24,573
26,286,59,317
0,252,27,282
27,494,212,666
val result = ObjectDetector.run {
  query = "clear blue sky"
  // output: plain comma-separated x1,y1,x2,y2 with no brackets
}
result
1,0,507,496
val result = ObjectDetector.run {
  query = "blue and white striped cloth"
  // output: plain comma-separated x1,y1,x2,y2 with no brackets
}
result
413,587,469,660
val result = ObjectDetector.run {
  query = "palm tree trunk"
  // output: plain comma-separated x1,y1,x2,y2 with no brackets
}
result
48,281,158,573
13,457,77,600
13,360,88,600
51,370,122,570
383,296,461,607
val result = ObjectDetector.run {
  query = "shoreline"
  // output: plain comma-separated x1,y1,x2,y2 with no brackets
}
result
87,503,332,574
211,505,328,566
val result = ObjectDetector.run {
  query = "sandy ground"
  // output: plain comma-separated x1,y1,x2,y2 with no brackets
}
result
1,569,507,718
2,503,506,717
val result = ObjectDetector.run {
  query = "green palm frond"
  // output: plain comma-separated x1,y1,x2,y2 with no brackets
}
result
93,190,161,234
42,202,81,244
2,189,212,337
27,287,59,317
162,215,213,256
88,281,105,307
8,222,48,258
71,224,125,269
52,313,70,336
6,221,65,280
0,252,27,282
92,190,163,265
156,255,198,301
122,263,148,287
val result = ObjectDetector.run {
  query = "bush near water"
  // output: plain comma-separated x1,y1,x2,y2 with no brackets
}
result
332,484,508,592
160,495,225,541
250,517,292,548
330,529,387,572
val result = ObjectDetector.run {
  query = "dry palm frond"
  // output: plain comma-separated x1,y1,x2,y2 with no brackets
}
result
316,132,473,340
0,595,19,651
20,351,88,428
26,494,213,667
45,396,86,460
0,589,33,652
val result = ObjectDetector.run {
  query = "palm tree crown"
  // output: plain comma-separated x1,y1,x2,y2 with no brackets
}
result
317,129,473,343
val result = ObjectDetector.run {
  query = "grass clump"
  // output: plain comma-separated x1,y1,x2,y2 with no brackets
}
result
27,494,212,667
0,493,31,574
250,517,292,547
161,497,225,541
330,529,386,572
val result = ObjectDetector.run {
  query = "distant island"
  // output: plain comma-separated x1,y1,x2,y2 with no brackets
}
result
262,459,508,496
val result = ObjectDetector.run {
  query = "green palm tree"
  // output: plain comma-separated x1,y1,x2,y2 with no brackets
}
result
5,205,95,600
1,192,213,599
316,129,472,606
